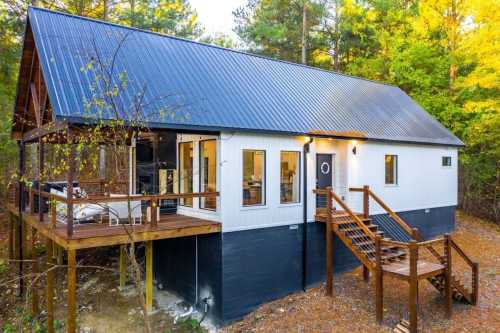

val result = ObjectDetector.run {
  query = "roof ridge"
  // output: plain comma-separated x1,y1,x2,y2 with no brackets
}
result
28,5,398,89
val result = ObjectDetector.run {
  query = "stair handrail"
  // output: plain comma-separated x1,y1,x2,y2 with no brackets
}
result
315,187,376,240
351,186,479,305
450,237,480,305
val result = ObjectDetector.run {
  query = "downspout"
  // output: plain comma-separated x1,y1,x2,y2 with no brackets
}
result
302,137,313,291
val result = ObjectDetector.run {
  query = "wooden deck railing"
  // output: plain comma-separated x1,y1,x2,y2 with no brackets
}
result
14,181,219,238
349,185,479,306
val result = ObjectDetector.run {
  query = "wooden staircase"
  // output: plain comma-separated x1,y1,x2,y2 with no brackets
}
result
314,186,479,333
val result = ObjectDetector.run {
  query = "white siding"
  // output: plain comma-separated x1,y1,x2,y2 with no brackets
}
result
181,132,458,232
219,133,350,232
346,141,458,214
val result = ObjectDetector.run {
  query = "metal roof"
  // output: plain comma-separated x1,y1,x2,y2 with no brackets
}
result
26,6,464,146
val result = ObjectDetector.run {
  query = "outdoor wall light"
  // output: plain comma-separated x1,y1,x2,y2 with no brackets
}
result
352,146,357,155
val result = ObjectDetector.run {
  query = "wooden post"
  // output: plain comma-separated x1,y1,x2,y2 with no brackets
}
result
119,245,126,290
472,262,479,305
17,141,25,297
363,185,369,218
8,213,14,260
375,235,383,323
409,240,418,333
67,249,77,333
325,187,333,296
50,196,57,229
444,234,452,318
31,228,39,316
363,264,370,282
411,228,419,241
67,133,76,238
38,138,44,222
46,239,55,333
145,240,153,313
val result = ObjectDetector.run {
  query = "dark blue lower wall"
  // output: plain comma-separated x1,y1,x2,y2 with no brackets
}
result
371,206,456,240
220,223,359,323
154,205,456,326
154,233,223,324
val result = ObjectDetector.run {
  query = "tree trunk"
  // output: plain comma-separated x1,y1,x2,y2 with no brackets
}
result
301,3,307,65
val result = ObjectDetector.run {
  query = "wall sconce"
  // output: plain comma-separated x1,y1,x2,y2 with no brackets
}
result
352,146,357,155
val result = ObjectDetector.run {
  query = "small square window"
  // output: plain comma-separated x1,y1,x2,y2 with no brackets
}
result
442,156,452,167
385,155,398,185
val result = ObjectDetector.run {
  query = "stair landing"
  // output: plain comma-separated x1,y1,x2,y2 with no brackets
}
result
383,260,445,281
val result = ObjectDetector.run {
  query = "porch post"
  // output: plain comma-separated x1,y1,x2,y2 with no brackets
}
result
17,141,25,297
38,138,44,222
67,249,77,333
31,228,39,316
325,187,333,296
145,240,153,313
67,129,75,238
46,239,55,333
409,240,418,333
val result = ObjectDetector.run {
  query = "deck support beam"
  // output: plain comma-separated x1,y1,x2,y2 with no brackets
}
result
444,234,452,318
409,240,418,333
119,245,126,290
363,265,370,282
145,240,153,313
67,249,77,333
375,235,383,323
8,212,14,260
17,141,25,297
325,187,333,296
46,239,55,333
31,228,39,316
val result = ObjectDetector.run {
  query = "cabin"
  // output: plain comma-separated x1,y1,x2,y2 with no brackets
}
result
7,7,479,333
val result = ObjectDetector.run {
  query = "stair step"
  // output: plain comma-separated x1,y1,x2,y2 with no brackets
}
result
382,250,407,261
394,324,410,333
340,225,378,233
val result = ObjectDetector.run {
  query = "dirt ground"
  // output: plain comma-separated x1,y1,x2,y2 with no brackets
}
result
224,211,500,333
0,211,499,333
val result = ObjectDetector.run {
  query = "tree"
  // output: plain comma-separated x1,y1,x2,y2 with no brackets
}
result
234,0,329,65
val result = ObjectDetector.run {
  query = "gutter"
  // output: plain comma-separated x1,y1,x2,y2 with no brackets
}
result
302,137,313,291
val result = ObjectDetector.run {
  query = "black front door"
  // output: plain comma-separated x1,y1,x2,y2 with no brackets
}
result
316,154,333,208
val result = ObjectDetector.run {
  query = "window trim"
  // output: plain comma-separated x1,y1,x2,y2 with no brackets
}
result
442,156,452,167
280,150,301,204
199,139,217,211
178,141,194,207
242,149,266,207
384,154,398,186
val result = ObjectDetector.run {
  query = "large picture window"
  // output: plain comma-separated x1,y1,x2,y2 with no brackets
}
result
200,140,217,210
179,142,193,206
385,155,398,185
280,151,300,203
243,150,265,206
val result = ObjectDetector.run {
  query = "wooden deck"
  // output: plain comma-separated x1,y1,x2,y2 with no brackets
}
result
7,204,221,250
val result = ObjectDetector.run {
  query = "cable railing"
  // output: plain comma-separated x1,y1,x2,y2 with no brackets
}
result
12,180,219,238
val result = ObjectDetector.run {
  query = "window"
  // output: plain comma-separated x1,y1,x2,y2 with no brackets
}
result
442,156,452,167
200,140,217,210
242,150,265,206
179,142,193,206
385,155,398,185
280,151,300,203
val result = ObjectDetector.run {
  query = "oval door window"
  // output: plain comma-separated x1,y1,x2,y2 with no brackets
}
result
320,161,330,175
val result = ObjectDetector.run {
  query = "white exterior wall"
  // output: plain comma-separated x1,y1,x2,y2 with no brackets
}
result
346,140,458,214
175,132,458,232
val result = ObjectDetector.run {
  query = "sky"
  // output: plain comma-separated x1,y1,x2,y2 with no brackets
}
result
189,0,248,40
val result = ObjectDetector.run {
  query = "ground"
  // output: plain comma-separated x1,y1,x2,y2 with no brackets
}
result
0,211,499,332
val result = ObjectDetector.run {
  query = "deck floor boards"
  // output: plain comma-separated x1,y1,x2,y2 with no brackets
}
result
8,204,221,249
